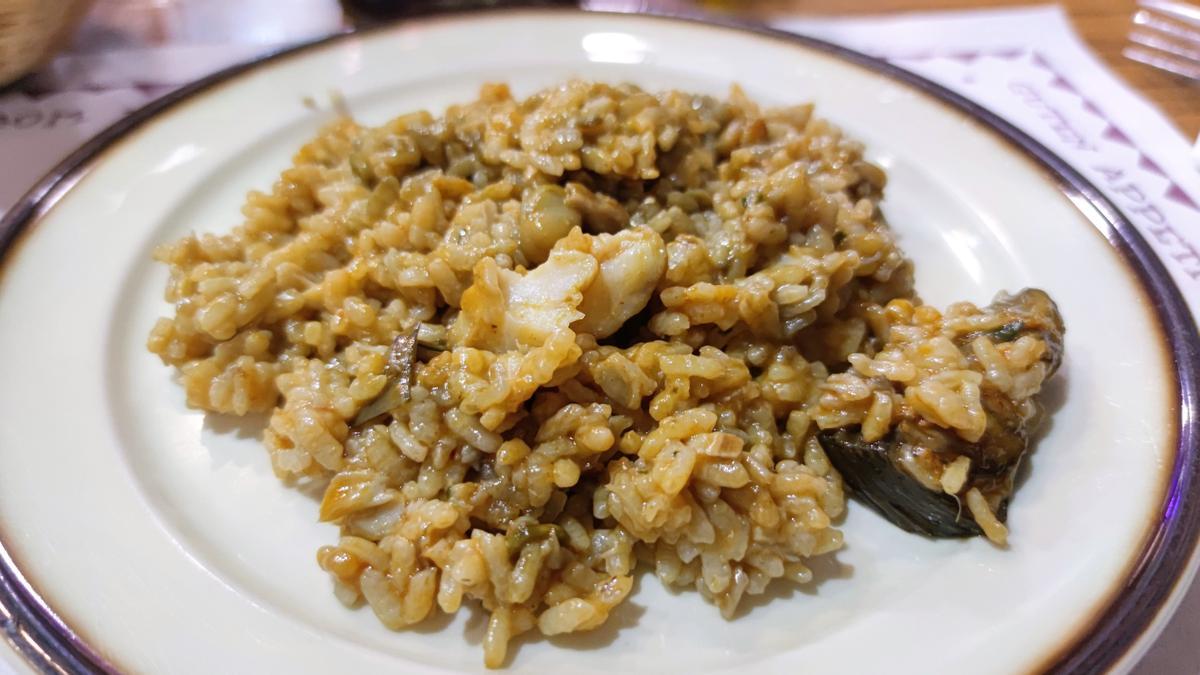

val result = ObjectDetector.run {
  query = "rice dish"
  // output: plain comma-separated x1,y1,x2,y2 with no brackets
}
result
148,81,1062,667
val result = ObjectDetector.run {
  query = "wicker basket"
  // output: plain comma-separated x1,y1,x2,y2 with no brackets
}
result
0,0,94,86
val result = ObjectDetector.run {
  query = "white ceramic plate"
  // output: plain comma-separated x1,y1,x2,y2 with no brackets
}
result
1,10,1198,675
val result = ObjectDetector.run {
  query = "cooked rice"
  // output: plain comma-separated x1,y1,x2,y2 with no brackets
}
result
148,81,1053,666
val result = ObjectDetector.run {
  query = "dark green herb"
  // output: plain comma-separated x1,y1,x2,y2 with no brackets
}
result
506,518,563,556
351,327,418,428
988,320,1024,343
351,383,407,428
415,322,448,353
365,176,398,220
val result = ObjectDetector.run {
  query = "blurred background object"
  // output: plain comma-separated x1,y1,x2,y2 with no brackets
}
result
342,0,578,22
0,0,94,85
19,0,1192,138
66,0,347,53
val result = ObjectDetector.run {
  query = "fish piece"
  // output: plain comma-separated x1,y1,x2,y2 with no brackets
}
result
573,226,667,339
450,248,598,352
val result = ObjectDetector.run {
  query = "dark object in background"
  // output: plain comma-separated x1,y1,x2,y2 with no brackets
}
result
342,0,580,22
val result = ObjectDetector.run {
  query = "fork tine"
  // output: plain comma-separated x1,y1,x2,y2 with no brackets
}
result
1130,30,1200,62
1134,9,1200,43
1123,45,1200,80
1138,0,1200,29
1128,2,1200,81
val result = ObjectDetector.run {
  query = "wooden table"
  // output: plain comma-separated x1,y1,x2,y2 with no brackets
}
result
747,0,1200,138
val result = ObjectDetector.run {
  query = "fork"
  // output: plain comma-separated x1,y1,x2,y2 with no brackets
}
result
1124,0,1200,166
1125,0,1200,81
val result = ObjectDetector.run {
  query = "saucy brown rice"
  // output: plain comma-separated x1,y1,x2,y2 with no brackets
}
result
148,81,1062,667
